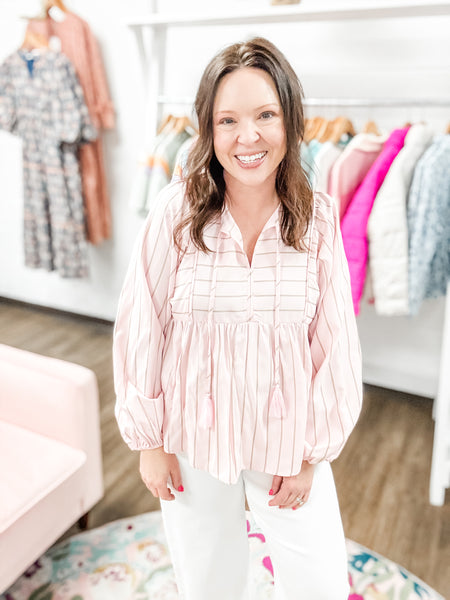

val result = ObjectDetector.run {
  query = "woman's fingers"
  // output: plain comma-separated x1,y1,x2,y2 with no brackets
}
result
270,490,308,509
169,457,184,493
157,484,175,501
268,476,313,509
139,449,182,500
269,474,283,496
268,463,315,508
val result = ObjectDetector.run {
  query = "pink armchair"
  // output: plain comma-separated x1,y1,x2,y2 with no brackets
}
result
0,344,104,592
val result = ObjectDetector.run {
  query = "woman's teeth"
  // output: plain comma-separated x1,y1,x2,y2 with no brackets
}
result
236,152,266,163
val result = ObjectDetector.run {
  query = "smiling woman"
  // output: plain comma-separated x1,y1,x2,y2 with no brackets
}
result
212,68,287,264
213,68,286,189
113,36,363,600
175,37,313,255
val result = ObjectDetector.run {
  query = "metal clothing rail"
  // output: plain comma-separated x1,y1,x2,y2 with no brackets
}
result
304,98,450,107
157,95,450,108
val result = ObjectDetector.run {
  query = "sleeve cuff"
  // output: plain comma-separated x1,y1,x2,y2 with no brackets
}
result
115,384,164,450
96,103,115,129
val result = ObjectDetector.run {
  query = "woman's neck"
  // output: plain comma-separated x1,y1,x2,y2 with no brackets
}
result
224,173,279,217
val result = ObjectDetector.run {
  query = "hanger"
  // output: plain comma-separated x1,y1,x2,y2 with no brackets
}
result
22,0,68,23
43,0,68,12
318,118,338,143
303,117,317,143
362,120,381,135
313,117,332,143
157,114,176,135
304,116,326,143
329,116,356,144
21,30,49,50
174,115,197,135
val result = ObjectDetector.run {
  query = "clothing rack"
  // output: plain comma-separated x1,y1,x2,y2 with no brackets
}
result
147,92,450,505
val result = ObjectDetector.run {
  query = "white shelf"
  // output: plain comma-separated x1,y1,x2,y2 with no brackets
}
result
127,1,450,28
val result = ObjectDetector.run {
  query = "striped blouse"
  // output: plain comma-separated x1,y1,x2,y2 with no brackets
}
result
113,182,362,484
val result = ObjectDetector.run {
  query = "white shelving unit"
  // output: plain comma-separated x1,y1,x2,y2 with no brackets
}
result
127,2,450,506
128,1,450,143
128,1,450,28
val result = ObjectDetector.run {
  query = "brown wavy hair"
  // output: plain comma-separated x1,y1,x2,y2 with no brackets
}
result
174,37,313,253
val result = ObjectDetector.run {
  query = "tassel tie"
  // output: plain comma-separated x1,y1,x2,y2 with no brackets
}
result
269,219,286,419
199,234,222,430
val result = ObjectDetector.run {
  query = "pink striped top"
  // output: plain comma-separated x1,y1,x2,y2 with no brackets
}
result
113,182,362,484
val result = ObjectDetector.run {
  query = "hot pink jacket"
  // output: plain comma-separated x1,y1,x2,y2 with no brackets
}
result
340,127,410,314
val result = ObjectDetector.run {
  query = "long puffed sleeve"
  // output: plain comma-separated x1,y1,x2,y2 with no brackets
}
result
304,193,363,463
52,54,97,145
82,20,115,130
113,183,183,450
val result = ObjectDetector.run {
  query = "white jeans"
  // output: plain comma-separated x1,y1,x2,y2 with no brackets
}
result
160,455,349,600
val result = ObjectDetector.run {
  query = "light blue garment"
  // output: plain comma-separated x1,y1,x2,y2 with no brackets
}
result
300,142,314,185
307,139,323,189
301,136,352,190
407,134,450,315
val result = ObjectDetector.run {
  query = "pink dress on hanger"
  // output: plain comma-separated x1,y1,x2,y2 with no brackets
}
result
328,133,386,219
27,11,115,245
340,127,410,314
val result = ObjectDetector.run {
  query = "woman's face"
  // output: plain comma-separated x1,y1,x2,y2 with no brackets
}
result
212,67,286,194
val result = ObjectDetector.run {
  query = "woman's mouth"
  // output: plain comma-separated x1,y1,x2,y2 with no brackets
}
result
235,151,267,168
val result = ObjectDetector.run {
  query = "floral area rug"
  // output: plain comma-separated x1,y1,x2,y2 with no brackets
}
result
1,511,444,600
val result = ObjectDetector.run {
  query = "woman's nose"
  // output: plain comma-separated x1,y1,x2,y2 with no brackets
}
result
236,120,260,144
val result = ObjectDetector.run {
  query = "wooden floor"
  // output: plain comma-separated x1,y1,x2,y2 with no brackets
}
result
0,298,448,597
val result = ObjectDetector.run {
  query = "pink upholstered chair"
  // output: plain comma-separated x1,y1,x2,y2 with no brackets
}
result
0,344,104,592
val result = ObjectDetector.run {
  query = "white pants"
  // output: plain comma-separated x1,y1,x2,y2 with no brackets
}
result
160,455,349,600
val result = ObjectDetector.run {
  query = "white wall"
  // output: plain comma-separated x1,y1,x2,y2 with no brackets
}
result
0,0,448,397
0,0,149,320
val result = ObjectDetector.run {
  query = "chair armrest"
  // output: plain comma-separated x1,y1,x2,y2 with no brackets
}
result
0,344,100,456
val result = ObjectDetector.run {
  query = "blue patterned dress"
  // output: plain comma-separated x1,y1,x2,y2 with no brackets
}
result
407,134,450,314
0,49,96,278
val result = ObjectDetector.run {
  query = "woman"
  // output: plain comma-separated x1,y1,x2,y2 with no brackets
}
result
113,37,362,599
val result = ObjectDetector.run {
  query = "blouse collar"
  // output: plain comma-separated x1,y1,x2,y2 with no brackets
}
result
219,201,281,245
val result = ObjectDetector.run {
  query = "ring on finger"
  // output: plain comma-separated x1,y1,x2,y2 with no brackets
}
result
296,496,305,505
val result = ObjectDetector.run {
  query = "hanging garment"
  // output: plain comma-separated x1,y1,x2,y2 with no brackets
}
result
300,142,315,185
313,141,345,195
144,128,193,213
340,127,410,314
130,119,195,215
367,123,433,316
407,134,450,315
171,135,198,182
113,182,362,484
27,12,114,245
328,132,386,219
303,139,323,189
129,123,173,215
0,50,96,277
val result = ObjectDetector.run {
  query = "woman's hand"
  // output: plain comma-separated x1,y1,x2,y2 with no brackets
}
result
268,461,315,509
139,446,184,501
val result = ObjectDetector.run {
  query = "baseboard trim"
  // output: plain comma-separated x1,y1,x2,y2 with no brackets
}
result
0,296,114,327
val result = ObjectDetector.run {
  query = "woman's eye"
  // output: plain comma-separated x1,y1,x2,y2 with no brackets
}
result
219,117,235,125
260,111,274,120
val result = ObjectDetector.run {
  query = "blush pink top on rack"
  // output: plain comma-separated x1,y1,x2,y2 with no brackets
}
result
113,182,363,484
